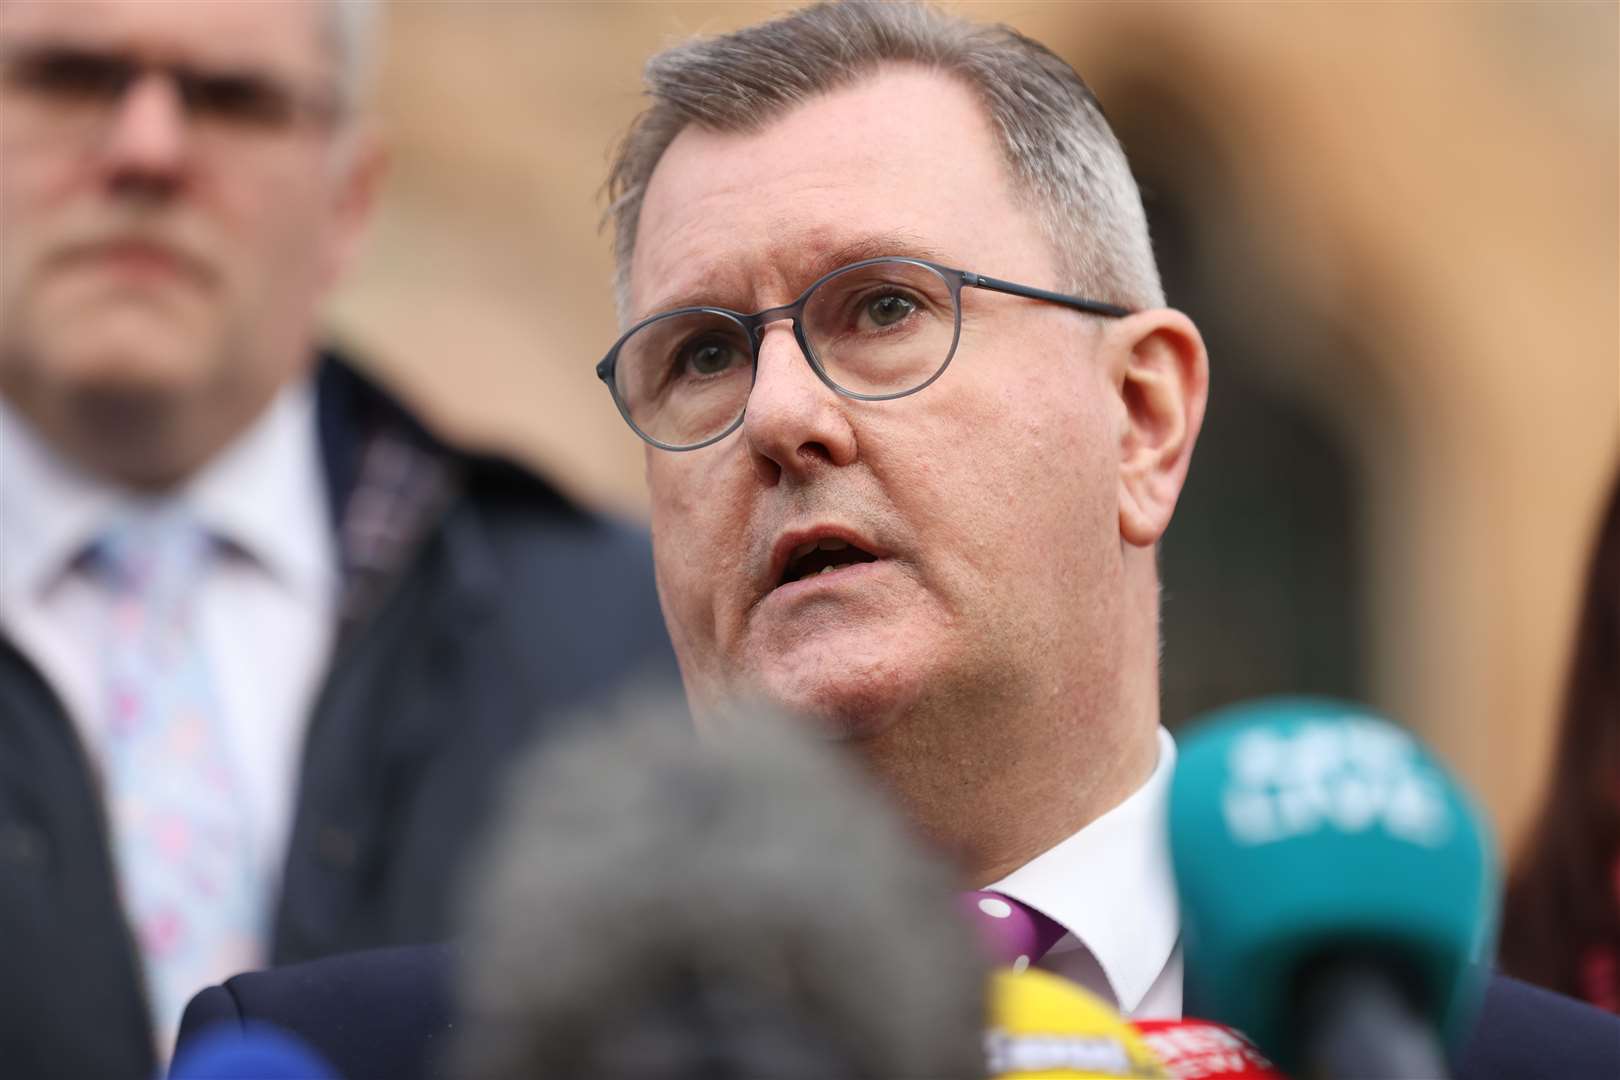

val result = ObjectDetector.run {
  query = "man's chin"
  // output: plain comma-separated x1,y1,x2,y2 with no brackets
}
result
4,326,231,488
720,668,923,744
28,313,220,398
794,704,901,743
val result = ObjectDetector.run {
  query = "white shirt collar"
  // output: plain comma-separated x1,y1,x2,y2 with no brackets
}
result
1,398,115,605
0,382,335,605
986,726,1180,1015
185,380,334,600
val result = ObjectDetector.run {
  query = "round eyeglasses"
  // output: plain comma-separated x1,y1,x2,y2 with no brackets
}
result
596,256,1133,452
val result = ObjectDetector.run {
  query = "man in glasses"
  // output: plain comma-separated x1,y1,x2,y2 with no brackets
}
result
0,1,670,1075
602,0,1205,1017
585,8,1620,1078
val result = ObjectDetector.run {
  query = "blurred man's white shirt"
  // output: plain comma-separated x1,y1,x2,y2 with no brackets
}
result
988,726,1182,1019
0,379,338,939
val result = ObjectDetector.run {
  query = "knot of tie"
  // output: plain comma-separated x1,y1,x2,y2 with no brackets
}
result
961,890,1066,971
90,511,214,608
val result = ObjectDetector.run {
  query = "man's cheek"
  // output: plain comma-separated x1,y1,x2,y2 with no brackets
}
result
652,527,716,643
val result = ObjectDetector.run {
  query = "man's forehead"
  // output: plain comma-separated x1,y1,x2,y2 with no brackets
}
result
627,66,1036,319
0,0,328,74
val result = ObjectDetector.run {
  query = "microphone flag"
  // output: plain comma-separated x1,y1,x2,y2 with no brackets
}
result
1133,1018,1285,1079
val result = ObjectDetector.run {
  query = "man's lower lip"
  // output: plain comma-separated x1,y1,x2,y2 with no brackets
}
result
768,560,884,599
65,247,201,285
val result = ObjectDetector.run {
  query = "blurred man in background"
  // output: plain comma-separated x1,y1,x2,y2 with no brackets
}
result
0,0,671,1074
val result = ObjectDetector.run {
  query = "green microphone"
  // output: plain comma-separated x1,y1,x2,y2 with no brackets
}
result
1169,698,1498,1079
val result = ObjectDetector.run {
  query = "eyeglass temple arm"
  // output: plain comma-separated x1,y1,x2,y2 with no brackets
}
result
960,271,1133,319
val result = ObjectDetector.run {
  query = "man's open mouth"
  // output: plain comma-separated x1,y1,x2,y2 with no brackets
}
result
780,537,879,586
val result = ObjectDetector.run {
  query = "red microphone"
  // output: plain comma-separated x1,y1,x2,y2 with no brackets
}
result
1132,1019,1286,1080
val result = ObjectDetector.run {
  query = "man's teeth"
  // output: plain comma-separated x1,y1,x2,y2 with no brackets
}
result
781,537,868,584
790,537,850,561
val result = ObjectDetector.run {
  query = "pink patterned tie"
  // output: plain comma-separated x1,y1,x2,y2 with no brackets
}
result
94,513,261,1052
961,889,1067,971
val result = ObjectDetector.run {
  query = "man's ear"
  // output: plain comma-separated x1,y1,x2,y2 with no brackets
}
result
321,125,388,290
1108,308,1209,548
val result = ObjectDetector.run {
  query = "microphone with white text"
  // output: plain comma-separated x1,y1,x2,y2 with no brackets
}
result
451,685,988,1080
986,967,1170,1078
166,1021,340,1080
1168,698,1498,1080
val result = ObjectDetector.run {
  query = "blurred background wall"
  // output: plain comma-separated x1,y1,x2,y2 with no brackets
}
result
328,0,1619,855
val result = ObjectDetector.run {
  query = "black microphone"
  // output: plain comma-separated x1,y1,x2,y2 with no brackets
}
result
452,685,987,1080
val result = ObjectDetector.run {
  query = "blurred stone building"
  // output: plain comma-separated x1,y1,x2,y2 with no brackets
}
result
330,1,1618,854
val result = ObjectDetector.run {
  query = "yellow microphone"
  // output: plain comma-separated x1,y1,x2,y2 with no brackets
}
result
986,968,1171,1079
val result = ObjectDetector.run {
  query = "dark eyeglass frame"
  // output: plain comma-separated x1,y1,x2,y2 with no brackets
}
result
0,43,342,132
596,256,1134,452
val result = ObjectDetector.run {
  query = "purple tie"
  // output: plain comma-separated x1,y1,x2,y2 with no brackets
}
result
961,889,1067,970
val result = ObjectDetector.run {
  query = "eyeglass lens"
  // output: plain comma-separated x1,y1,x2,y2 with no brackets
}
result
611,259,958,449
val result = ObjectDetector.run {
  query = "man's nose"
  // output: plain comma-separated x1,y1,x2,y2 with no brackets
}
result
741,322,859,482
98,72,190,193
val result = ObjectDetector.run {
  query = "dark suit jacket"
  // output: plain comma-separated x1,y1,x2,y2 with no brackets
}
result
0,356,677,1080
177,942,1620,1080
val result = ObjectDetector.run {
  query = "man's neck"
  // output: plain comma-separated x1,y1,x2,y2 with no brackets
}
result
961,720,1161,887
856,690,1163,887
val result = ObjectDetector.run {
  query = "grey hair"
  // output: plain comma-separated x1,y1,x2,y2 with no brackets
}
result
322,0,380,116
606,0,1163,321
454,685,987,1079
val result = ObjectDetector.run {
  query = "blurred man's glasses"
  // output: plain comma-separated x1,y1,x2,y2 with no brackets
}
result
0,43,340,145
597,256,1133,452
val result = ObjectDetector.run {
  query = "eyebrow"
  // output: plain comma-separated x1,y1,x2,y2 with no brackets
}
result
808,233,948,280
637,230,951,320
